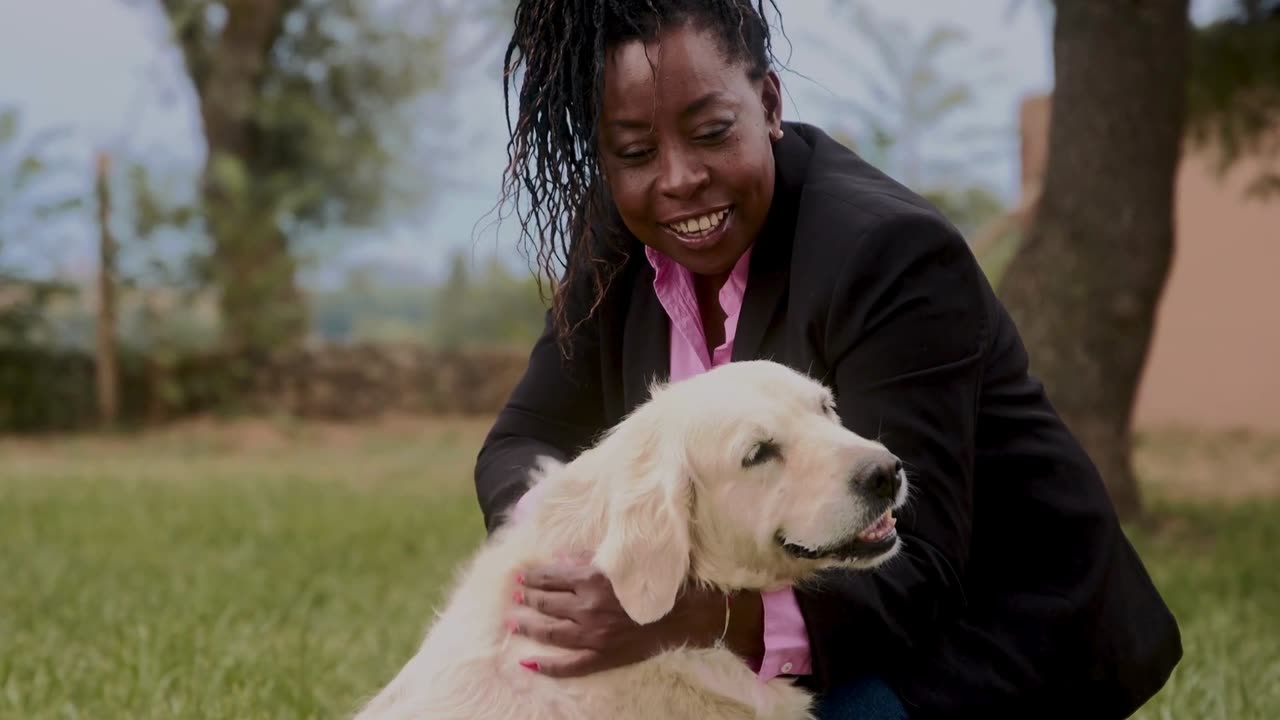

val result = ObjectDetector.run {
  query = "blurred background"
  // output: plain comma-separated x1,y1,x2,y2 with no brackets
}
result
1,1,1277,718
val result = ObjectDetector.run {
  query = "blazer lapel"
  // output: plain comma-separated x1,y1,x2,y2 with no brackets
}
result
732,235,789,362
621,261,670,409
732,126,809,362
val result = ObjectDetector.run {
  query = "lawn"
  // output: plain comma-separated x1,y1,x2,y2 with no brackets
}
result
1,418,1277,719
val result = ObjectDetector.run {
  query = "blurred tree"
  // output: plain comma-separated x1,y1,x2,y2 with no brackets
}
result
32,158,215,355
0,106,83,347
998,0,1192,520
1186,0,1280,197
817,5,1010,237
921,185,1008,240
117,160,207,352
147,0,503,353
306,249,543,348
309,270,434,345
1005,0,1280,197
427,249,544,349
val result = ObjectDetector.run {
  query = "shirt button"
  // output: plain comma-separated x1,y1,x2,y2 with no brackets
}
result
781,662,794,674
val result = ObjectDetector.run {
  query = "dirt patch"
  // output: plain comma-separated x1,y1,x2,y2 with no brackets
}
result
5,419,1277,502
1135,426,1280,502
0,413,495,460
147,413,494,452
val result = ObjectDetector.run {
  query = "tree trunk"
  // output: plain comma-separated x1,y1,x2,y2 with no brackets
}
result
998,0,1191,521
198,0,306,353
94,151,119,429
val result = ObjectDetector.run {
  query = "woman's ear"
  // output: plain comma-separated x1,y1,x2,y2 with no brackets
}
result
761,69,783,138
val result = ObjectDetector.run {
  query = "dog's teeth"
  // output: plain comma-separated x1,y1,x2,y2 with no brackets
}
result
856,511,897,542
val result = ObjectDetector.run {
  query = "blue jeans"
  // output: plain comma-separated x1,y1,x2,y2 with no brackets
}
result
813,675,908,720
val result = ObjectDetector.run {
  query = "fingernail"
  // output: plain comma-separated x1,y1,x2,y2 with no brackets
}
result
513,589,524,604
515,573,524,585
519,660,539,671
506,619,519,633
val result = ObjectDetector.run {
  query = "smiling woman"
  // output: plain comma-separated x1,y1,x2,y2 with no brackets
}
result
499,0,786,352
477,1,1185,718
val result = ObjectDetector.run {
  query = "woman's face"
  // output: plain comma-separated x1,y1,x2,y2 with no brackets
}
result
598,22,783,278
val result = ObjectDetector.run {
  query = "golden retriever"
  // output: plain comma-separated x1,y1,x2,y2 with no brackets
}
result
352,360,909,720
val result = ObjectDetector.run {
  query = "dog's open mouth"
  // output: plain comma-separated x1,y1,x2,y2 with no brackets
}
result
777,510,899,561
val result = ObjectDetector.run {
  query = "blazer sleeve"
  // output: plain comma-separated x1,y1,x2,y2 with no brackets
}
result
794,212,988,690
473,295,608,535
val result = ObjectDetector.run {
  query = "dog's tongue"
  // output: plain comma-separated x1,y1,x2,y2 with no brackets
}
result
857,511,897,542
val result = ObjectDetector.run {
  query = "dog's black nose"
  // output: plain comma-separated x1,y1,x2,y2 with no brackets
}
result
856,457,902,501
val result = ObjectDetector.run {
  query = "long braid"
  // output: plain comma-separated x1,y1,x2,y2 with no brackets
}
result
500,0,783,352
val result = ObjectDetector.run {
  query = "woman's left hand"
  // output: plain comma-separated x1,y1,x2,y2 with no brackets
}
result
507,556,729,678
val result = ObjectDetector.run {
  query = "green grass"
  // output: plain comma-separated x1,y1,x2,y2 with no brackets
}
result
0,420,490,719
0,420,1277,719
1127,500,1280,720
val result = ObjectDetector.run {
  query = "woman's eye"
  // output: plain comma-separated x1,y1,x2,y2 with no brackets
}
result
618,147,653,161
696,124,731,142
742,439,783,468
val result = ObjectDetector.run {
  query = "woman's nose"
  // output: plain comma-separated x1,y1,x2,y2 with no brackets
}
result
656,147,709,199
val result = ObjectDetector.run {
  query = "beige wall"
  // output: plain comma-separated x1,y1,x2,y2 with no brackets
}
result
1018,94,1280,432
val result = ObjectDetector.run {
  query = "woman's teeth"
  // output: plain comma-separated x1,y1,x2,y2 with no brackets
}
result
667,208,729,236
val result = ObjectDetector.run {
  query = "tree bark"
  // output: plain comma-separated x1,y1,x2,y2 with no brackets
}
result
998,0,1191,521
196,0,307,353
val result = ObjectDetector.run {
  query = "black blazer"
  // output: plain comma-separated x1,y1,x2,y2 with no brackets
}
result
474,122,1182,718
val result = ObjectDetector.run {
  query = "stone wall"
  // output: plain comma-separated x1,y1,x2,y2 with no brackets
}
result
213,344,529,419
0,343,530,432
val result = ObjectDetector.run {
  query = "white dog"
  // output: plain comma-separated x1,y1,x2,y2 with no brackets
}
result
352,360,910,720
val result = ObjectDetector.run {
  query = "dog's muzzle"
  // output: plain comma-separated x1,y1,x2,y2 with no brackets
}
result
775,507,900,562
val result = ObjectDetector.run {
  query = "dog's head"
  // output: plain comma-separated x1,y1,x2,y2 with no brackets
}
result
545,360,909,625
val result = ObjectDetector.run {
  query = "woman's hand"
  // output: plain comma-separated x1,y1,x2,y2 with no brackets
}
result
507,556,764,678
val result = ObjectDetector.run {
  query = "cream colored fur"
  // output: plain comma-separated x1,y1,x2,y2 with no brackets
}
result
352,360,909,720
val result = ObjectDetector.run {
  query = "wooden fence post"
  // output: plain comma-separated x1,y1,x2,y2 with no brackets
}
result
95,151,118,428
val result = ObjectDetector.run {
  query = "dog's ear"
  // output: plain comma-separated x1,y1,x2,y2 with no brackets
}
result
592,446,693,626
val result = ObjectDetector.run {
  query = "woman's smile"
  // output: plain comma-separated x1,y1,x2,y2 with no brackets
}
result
661,205,734,251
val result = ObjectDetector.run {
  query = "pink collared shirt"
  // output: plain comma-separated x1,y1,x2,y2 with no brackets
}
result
644,245,812,680
511,244,812,681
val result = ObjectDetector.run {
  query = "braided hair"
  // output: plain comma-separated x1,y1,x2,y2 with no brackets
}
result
500,0,784,350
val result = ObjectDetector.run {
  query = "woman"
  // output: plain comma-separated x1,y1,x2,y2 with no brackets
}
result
473,1,1183,718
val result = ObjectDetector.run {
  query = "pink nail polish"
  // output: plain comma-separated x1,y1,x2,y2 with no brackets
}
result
515,573,524,585
519,660,539,671
513,590,524,604
507,619,519,633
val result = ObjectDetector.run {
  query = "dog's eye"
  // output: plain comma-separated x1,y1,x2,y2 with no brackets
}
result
742,440,783,468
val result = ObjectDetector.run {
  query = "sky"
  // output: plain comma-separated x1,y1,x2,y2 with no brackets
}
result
0,0,1226,284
